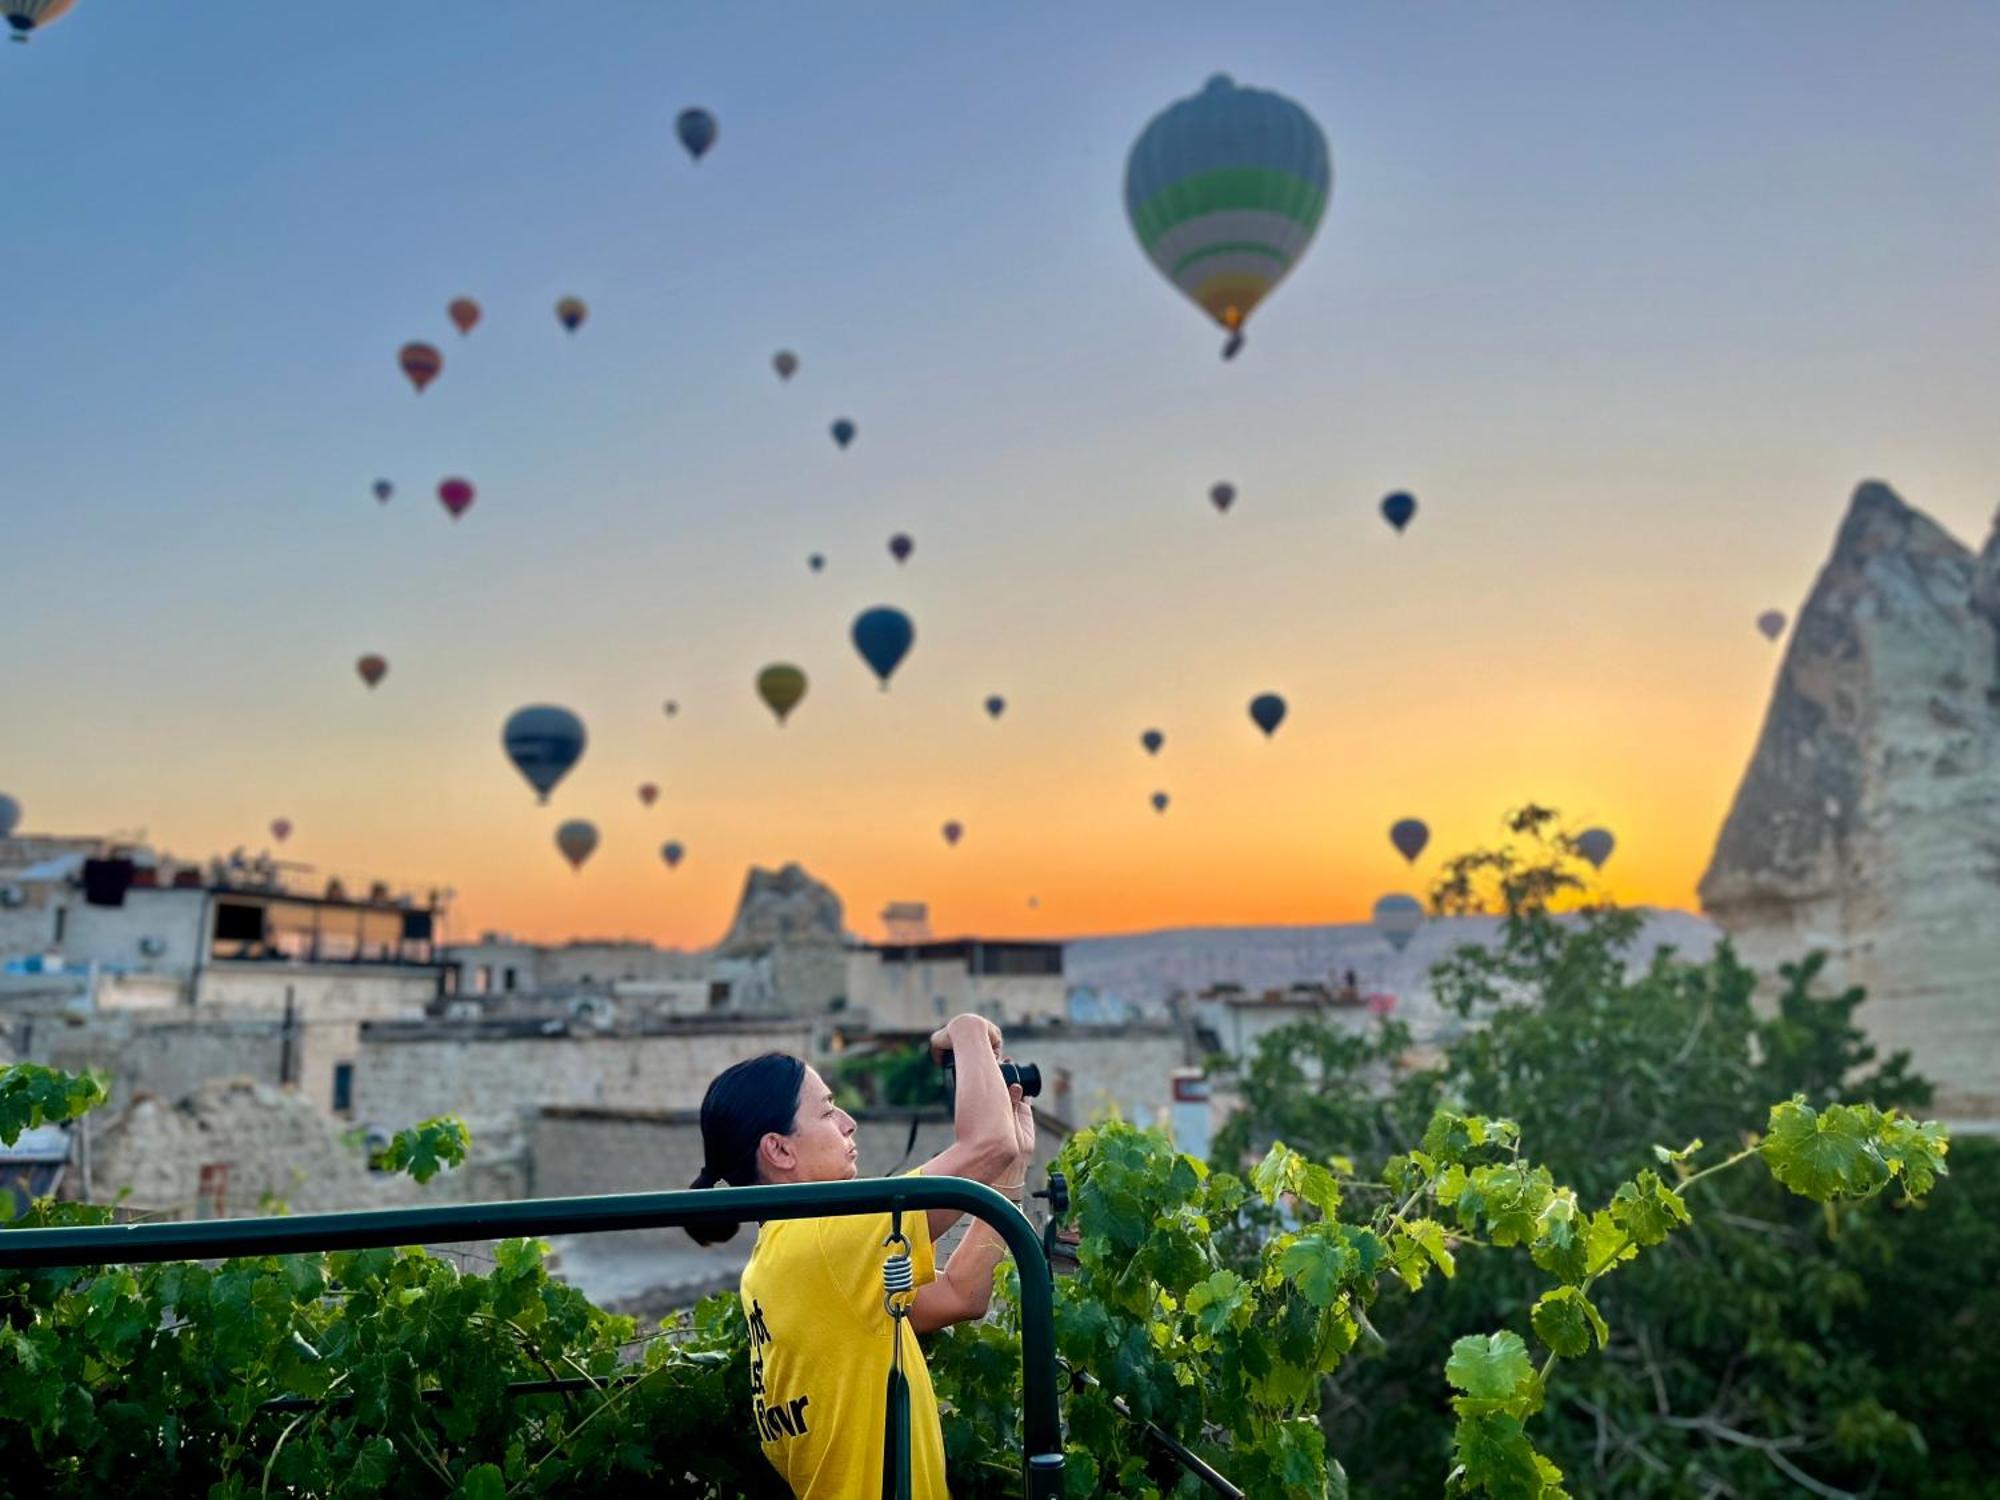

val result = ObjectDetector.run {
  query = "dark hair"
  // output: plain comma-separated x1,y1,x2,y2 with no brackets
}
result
685,1052,807,1245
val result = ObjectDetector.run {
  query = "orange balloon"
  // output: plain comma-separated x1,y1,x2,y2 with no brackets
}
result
448,297,481,334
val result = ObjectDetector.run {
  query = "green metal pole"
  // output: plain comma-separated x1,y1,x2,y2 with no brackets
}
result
0,1176,1065,1497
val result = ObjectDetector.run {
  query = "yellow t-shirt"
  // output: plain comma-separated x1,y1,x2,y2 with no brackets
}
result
739,1170,950,1499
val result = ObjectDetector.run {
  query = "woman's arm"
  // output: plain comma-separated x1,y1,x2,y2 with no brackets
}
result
908,1212,1015,1335
915,1013,1023,1241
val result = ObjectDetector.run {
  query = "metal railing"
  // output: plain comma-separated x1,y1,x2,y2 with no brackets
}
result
0,1177,1066,1497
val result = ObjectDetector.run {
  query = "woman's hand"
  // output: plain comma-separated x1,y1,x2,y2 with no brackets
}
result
1005,1065,1035,1166
929,1013,1003,1065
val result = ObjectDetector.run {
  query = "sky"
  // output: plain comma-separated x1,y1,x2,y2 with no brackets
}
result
3,3,1997,949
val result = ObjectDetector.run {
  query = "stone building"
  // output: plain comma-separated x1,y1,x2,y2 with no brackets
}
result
0,836,449,1117
845,939,1067,1032
1701,482,2000,1126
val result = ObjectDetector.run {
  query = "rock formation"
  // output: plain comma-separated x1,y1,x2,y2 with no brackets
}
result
1700,482,2000,1121
714,863,848,1012
716,863,845,953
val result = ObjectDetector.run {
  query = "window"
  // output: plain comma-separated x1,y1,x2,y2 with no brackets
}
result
503,967,518,993
52,906,66,946
933,995,946,1017
475,965,492,995
331,1062,355,1115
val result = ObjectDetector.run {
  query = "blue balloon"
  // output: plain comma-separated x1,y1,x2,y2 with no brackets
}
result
984,694,1006,719
502,705,587,803
1249,692,1287,737
676,107,717,161
1151,791,1170,813
808,553,826,573
1381,491,1417,532
851,606,915,688
831,418,856,450
1141,728,1165,756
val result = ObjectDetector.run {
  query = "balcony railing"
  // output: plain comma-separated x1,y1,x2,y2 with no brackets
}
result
0,1177,1066,1496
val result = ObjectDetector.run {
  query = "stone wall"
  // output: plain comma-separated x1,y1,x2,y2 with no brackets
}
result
354,1017,818,1156
5,1007,288,1116
1700,483,2000,1123
89,1078,430,1218
195,966,439,1115
1022,1024,1194,1131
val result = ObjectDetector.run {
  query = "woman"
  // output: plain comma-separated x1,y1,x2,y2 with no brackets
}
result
688,1012,1033,1499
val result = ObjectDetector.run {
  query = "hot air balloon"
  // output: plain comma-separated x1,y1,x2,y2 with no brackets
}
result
1151,791,1170,814
270,819,293,844
556,297,588,333
1576,828,1616,870
661,840,685,869
448,297,481,335
502,705,587,803
773,350,799,381
1141,729,1164,756
888,533,913,565
984,695,1006,720
1381,492,1417,533
1389,818,1430,864
372,480,393,503
356,655,388,689
851,606,914,688
830,419,856,450
663,700,680,718
1373,893,1423,952
1125,75,1332,359
757,664,808,725
437,478,475,520
0,794,22,837
555,820,598,871
941,821,964,847
399,342,442,393
808,553,826,573
1210,482,1236,514
6,1,76,42
1757,610,1786,641
677,107,717,161
637,783,659,808
1249,693,1287,737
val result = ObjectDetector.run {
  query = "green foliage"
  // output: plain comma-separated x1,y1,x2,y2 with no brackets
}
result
824,1043,941,1110
369,1116,472,1184
1220,805,1987,1497
0,1063,106,1149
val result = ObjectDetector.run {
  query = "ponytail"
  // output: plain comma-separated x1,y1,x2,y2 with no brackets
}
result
685,1053,806,1245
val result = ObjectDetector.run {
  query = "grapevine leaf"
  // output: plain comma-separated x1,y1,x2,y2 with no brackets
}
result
454,1462,505,1500
1452,1411,1547,1500
1296,1160,1344,1219
1530,1286,1607,1359
1607,1172,1690,1247
1761,1097,1888,1202
1184,1270,1251,1338
1445,1331,1535,1403
1406,1218,1457,1279
1874,1113,1949,1199
1279,1230,1353,1308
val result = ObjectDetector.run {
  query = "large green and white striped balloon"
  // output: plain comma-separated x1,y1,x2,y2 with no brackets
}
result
1124,75,1332,349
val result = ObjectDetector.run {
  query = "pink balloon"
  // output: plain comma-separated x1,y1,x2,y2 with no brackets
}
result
270,819,292,843
437,478,476,519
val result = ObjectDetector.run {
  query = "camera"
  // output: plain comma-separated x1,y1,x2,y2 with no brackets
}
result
941,1057,1041,1107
